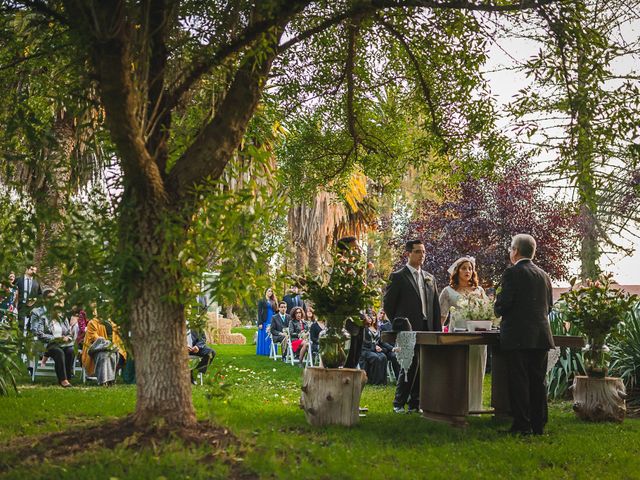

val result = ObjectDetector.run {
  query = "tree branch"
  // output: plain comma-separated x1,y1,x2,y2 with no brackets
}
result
62,0,166,202
165,0,309,111
376,14,448,150
144,0,173,176
370,0,561,13
345,16,362,153
166,29,285,200
13,0,70,25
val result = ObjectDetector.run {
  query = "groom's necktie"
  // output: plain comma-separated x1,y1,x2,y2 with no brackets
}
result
414,270,427,318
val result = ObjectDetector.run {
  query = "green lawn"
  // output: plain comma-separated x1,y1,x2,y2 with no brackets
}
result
1,341,639,479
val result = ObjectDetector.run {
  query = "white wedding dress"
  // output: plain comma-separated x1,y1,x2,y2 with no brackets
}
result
439,286,488,412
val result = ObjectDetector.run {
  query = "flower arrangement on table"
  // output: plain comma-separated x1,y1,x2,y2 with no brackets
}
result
558,273,638,377
449,293,498,330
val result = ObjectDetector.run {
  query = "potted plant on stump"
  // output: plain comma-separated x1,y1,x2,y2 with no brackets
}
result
560,274,638,422
297,250,380,427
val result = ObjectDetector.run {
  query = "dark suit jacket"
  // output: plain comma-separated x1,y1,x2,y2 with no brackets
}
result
361,327,394,355
288,319,308,340
16,276,42,307
188,330,213,356
282,294,306,314
270,313,291,336
383,266,441,332
494,259,554,350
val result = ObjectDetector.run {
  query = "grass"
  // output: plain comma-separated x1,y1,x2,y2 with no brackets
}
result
1,340,640,479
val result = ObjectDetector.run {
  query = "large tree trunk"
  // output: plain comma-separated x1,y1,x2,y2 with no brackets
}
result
574,31,600,282
131,271,195,427
124,200,196,428
579,205,600,280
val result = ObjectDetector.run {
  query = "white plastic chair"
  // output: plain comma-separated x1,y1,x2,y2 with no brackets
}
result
31,352,83,383
267,327,281,361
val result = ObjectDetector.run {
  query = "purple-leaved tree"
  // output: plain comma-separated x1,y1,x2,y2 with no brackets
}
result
391,163,579,287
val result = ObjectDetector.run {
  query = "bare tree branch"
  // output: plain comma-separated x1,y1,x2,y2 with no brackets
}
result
376,14,448,150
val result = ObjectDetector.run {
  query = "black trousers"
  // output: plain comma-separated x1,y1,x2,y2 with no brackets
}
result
506,349,549,434
46,345,74,383
344,321,364,369
385,350,401,379
394,346,420,409
192,347,216,375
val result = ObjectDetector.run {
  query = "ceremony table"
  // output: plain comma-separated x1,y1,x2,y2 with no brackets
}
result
381,331,584,426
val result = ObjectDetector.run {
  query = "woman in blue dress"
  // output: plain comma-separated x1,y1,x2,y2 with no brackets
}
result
256,287,277,356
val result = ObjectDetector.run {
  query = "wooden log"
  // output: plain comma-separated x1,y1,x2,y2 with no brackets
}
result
572,375,626,423
300,367,367,427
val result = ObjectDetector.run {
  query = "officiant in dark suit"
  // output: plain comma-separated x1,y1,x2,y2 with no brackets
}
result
383,239,441,414
494,233,554,436
16,265,43,331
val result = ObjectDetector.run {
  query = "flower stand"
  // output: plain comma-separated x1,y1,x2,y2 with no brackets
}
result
300,367,367,426
572,375,626,422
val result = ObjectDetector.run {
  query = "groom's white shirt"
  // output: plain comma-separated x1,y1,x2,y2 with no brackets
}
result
405,263,427,317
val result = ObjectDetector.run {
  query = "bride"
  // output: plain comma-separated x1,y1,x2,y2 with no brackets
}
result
439,256,489,412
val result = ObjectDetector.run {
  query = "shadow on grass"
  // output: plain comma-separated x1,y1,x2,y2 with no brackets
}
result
0,415,254,480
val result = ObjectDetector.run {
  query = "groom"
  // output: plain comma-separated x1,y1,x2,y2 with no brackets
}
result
384,239,441,414
494,233,554,435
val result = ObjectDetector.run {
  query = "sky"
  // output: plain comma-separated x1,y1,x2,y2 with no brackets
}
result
482,21,640,286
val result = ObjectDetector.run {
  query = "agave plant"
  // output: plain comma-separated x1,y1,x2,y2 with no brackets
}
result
609,303,640,394
0,322,20,395
547,309,586,399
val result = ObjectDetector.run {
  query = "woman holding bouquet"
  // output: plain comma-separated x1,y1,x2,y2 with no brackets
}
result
439,257,489,412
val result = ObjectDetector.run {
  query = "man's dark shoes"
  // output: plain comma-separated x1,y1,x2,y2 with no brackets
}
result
407,407,423,414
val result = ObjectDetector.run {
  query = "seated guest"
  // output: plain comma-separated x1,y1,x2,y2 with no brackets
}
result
270,301,290,360
69,306,88,347
30,287,74,387
378,310,392,332
82,309,127,386
309,309,324,356
187,326,216,385
376,324,400,380
288,306,309,364
0,272,18,324
359,312,388,385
